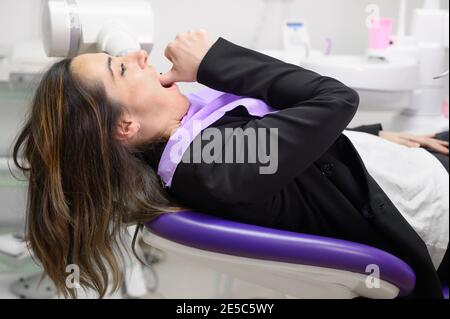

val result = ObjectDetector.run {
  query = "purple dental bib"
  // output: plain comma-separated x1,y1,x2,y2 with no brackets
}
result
157,88,279,187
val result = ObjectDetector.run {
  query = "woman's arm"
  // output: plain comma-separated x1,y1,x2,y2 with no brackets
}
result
173,37,359,204
198,38,359,112
379,131,449,154
348,123,449,154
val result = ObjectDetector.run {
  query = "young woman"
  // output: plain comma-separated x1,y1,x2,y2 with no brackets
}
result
13,30,448,298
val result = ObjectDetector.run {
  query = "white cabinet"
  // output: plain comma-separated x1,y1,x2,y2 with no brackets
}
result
0,159,27,227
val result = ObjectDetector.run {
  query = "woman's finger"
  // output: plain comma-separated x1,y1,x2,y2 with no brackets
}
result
407,136,448,147
428,142,450,155
396,136,420,148
159,68,177,87
163,48,176,66
380,132,449,153
414,138,450,155
415,137,449,147
405,141,421,148
435,139,449,146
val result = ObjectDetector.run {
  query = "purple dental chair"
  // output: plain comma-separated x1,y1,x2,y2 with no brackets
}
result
143,210,447,299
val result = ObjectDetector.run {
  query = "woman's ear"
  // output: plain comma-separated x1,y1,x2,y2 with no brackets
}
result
115,118,141,142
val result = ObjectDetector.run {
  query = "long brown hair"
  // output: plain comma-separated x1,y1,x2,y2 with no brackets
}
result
12,58,182,298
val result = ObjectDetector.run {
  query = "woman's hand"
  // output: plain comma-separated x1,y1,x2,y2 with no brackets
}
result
379,131,449,155
159,30,214,87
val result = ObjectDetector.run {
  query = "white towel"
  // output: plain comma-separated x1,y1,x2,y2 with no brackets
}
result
343,130,449,269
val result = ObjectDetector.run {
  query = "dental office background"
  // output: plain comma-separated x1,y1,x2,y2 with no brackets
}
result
0,0,448,298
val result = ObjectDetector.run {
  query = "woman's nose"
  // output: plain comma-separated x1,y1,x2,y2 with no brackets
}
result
136,50,148,69
126,50,148,69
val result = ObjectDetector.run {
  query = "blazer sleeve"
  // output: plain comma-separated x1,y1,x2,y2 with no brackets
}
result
174,38,359,205
347,124,383,136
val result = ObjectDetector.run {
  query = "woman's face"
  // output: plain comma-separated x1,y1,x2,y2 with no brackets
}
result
71,50,190,145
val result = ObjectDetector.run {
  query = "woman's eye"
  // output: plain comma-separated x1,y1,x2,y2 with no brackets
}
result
120,63,126,76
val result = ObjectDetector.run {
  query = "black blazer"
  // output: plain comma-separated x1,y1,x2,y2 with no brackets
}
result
146,38,443,298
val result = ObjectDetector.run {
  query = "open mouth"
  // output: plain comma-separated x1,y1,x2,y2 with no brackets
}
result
158,72,175,89
162,82,176,89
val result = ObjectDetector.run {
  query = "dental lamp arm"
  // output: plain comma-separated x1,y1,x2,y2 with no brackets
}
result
42,0,154,58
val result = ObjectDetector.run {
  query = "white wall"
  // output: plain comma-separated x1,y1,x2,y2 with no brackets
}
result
146,0,448,78
1,0,447,69
1,0,447,89
0,0,42,54
1,0,448,73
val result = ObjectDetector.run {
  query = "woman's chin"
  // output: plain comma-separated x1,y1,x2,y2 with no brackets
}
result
167,83,179,91
164,84,185,101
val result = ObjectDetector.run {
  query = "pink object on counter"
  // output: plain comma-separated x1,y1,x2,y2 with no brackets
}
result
369,18,393,50
442,98,449,118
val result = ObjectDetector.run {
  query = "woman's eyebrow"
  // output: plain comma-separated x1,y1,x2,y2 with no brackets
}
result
107,56,115,80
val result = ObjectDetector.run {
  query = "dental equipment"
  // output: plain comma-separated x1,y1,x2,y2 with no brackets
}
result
301,0,449,134
392,0,449,133
434,71,449,80
42,0,155,57
282,20,311,64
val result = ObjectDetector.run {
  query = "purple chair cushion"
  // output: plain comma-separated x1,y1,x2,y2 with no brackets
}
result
145,210,416,297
